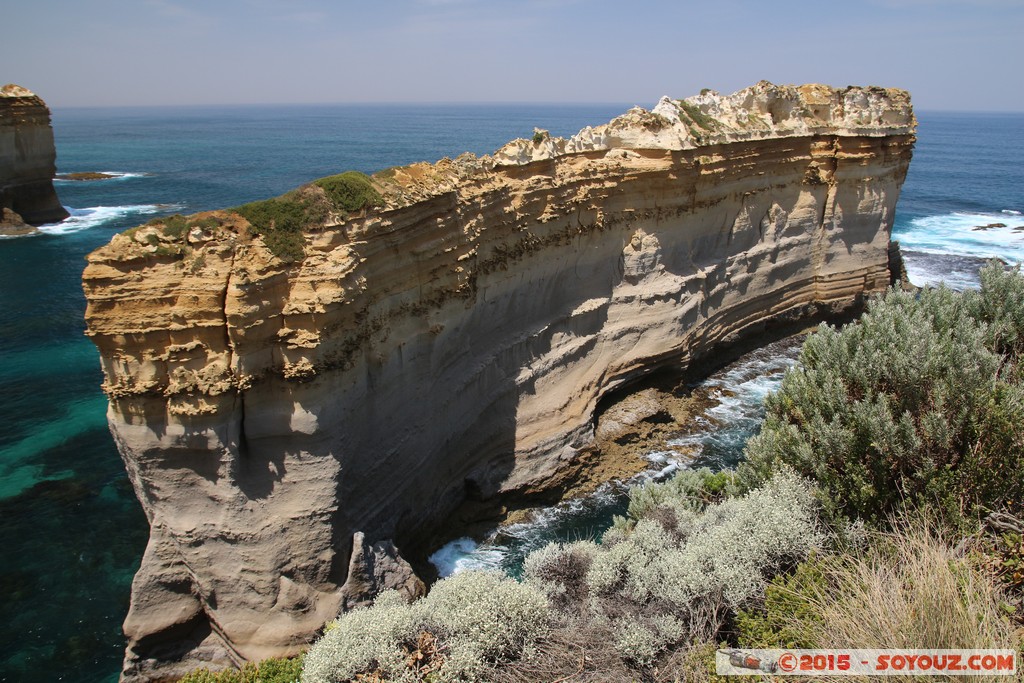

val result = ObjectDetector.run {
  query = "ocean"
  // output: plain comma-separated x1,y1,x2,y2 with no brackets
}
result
0,104,1020,682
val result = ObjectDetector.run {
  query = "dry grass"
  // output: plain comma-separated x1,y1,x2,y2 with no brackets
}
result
480,617,634,683
785,519,1022,682
481,617,724,683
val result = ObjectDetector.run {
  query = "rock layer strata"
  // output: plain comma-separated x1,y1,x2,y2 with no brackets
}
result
82,82,915,680
0,84,67,233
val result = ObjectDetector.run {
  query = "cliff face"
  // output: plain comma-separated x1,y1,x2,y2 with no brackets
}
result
83,82,915,680
0,84,68,232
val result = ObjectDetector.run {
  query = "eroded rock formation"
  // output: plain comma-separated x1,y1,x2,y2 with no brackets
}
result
0,84,67,234
83,81,915,680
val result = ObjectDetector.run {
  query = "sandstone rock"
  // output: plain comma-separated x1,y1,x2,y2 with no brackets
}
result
82,82,916,680
0,206,38,236
339,532,427,611
595,388,669,442
0,84,68,225
888,240,914,290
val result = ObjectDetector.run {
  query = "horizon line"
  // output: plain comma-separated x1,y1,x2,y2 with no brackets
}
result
47,100,1024,115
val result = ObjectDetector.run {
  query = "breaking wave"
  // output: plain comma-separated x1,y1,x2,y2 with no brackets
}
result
894,211,1024,289
35,204,169,235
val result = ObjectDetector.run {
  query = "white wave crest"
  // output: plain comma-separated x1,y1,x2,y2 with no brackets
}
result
429,538,507,578
893,211,1024,289
36,205,168,235
893,211,1024,262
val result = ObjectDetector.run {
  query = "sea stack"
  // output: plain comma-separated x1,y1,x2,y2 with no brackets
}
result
0,84,68,235
83,82,915,681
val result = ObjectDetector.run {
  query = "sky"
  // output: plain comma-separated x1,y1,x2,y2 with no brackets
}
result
3,0,1023,111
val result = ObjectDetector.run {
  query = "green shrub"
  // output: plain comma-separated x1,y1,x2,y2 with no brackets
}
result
734,554,831,648
620,467,740,526
234,173,381,261
314,171,382,214
966,261,1024,357
760,521,1018,653
162,214,189,239
301,571,550,683
179,654,303,683
190,216,222,231
679,101,718,131
233,193,320,262
519,470,820,669
741,263,1024,527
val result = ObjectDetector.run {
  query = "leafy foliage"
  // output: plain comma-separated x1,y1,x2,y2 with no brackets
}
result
618,467,739,526
678,100,718,131
234,172,381,261
161,214,189,239
146,213,221,241
525,470,821,668
741,263,1024,526
734,554,831,648
314,171,383,214
180,655,304,683
233,192,322,262
301,572,549,683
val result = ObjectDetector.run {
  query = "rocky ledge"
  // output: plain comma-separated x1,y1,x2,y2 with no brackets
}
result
82,81,915,681
0,84,68,234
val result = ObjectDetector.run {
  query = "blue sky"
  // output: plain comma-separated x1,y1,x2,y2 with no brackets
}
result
4,0,1023,110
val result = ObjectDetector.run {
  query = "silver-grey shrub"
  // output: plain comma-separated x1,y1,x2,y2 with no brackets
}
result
302,571,550,683
524,470,821,665
741,262,1024,525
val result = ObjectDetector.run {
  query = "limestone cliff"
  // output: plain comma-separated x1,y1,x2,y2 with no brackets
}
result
83,82,915,680
0,84,67,233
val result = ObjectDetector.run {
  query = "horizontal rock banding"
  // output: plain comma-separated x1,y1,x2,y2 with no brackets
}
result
83,82,915,681
0,84,68,233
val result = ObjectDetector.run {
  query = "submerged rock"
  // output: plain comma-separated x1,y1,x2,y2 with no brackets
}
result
56,171,120,181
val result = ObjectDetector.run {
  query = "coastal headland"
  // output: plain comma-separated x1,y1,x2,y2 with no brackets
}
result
0,84,68,235
82,81,915,680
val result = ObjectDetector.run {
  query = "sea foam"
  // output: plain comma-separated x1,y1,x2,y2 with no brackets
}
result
36,204,169,235
893,211,1024,288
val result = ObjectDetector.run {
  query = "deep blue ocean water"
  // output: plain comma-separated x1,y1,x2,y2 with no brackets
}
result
0,105,1020,682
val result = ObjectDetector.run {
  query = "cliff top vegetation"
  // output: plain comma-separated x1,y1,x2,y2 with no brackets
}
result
178,264,1024,682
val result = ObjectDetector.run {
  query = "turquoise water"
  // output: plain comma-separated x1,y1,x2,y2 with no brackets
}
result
0,106,1019,681
0,104,628,683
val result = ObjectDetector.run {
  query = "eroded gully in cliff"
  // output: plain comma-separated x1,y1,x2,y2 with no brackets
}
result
427,330,809,579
